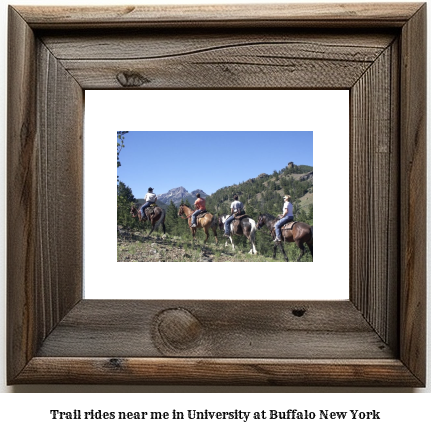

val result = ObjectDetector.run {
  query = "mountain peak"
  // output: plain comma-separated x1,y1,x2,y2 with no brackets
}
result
157,186,208,206
191,189,206,196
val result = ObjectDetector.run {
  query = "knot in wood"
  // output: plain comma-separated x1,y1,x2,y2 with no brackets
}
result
116,71,150,87
154,308,203,351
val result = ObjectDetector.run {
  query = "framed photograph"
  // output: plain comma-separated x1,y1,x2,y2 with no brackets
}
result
7,3,426,386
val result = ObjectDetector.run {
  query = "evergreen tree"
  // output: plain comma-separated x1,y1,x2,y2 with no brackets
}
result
117,181,140,229
117,181,135,202
165,200,179,235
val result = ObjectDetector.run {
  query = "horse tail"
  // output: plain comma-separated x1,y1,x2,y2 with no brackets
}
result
211,214,218,229
154,208,166,231
309,225,313,243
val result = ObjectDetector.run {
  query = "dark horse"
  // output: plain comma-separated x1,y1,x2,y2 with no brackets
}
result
218,214,257,254
130,204,166,236
178,204,218,244
257,213,313,262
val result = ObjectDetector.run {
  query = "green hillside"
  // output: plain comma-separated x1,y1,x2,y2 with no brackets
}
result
205,163,313,221
117,163,313,261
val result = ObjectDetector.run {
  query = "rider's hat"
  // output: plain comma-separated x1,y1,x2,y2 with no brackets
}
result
148,187,154,192
283,195,291,200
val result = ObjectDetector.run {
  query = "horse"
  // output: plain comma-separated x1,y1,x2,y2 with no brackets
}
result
218,214,257,254
257,213,313,262
130,204,166,236
178,204,218,244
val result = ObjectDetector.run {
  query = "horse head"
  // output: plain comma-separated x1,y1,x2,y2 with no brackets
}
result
257,214,265,230
178,204,184,216
130,206,138,218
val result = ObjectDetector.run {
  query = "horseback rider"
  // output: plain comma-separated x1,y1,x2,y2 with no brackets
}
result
274,195,294,242
224,194,244,237
140,187,157,221
191,193,206,228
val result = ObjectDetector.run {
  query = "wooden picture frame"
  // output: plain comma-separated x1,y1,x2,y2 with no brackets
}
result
7,3,426,386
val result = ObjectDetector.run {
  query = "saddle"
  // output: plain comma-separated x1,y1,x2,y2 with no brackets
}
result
144,203,158,218
281,221,297,231
196,210,208,220
234,213,249,220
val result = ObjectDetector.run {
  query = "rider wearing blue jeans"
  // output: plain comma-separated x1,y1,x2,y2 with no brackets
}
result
140,187,157,220
224,195,244,237
274,195,294,242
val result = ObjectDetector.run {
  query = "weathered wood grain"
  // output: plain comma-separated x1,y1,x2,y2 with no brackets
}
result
41,31,395,60
16,3,423,29
35,40,83,335
59,45,384,89
350,45,398,347
36,300,394,359
399,3,427,385
15,358,423,386
7,6,38,382
42,31,395,89
7,3,426,386
7,6,83,382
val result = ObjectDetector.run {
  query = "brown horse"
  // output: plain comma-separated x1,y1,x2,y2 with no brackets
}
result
131,204,166,236
257,213,313,262
178,204,218,244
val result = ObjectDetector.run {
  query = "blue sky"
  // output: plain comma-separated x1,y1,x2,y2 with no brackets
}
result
117,131,313,198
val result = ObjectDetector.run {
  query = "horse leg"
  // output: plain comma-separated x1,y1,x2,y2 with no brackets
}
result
279,242,289,262
247,236,253,254
148,223,155,236
245,233,257,255
244,234,252,254
247,219,257,254
212,226,218,244
229,235,234,250
273,244,277,259
251,238,257,255
204,226,209,243
295,240,305,262
307,241,313,256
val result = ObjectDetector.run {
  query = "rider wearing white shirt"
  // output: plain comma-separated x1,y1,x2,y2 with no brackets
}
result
274,195,294,242
140,187,157,220
224,195,244,237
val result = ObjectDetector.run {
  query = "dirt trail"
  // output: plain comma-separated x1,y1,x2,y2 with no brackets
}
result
117,227,237,262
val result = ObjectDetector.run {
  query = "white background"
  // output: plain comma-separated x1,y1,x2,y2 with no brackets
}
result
0,0,430,429
85,90,349,300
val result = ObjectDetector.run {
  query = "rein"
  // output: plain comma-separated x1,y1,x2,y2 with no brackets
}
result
178,205,193,219
258,214,276,230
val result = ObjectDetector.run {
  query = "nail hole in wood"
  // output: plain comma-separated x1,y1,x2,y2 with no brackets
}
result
108,358,123,369
292,309,306,317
